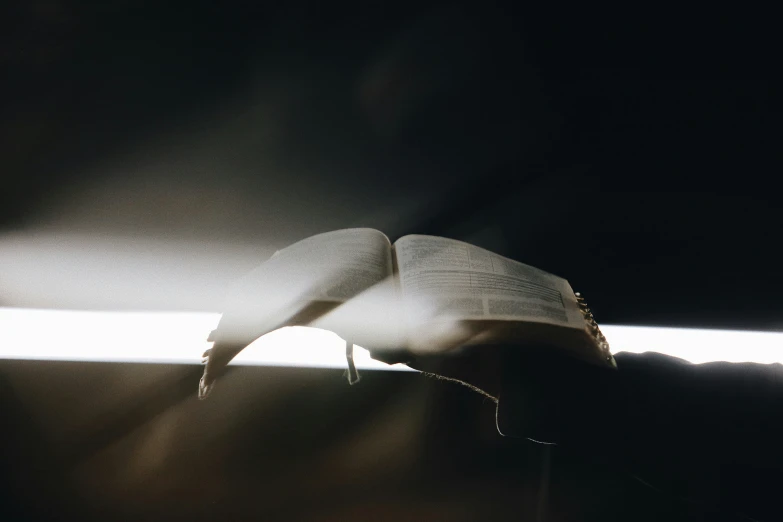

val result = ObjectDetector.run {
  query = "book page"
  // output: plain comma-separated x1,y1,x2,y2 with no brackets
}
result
266,228,392,301
217,228,392,341
393,235,583,329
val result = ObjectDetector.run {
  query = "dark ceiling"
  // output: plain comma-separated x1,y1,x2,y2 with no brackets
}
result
0,3,780,521
2,2,780,327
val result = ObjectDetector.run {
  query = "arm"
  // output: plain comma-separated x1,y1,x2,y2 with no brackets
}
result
407,346,783,520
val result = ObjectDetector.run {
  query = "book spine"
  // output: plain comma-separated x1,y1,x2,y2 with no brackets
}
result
575,292,616,368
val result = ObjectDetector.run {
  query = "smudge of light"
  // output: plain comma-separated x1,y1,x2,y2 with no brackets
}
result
0,308,780,366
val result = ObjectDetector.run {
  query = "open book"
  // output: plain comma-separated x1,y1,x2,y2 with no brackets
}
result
199,228,615,398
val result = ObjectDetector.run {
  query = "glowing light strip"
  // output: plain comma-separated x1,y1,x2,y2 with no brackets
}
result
601,324,782,365
0,308,780,366
0,308,410,371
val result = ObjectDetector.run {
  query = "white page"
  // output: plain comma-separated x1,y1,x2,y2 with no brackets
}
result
394,235,583,328
217,228,392,341
267,228,392,301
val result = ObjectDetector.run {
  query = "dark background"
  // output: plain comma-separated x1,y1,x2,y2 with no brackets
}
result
1,2,780,521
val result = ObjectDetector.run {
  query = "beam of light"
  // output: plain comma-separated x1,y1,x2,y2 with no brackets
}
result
0,232,278,311
0,308,781,367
